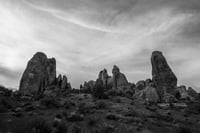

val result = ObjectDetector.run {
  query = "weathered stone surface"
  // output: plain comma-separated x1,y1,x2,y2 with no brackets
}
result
136,80,145,92
151,51,177,97
61,75,68,90
112,65,129,89
45,58,56,86
98,69,113,89
145,79,153,87
187,87,198,98
81,80,95,93
56,74,62,87
19,52,56,94
177,85,193,100
133,86,160,103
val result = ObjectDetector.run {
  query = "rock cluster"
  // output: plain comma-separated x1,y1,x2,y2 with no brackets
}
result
19,52,71,95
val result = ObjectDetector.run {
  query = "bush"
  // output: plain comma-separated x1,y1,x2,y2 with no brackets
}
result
96,101,107,109
87,116,98,127
53,122,68,133
92,79,107,99
15,117,52,133
176,126,192,133
40,97,61,108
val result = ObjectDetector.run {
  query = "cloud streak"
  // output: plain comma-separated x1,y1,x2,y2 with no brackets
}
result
0,0,200,91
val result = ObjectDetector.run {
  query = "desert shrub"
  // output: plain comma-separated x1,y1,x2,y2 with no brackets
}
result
40,96,61,108
99,125,115,133
87,116,98,127
0,86,12,96
0,97,17,112
0,104,7,113
185,102,200,114
68,124,81,133
64,100,75,109
176,126,192,133
96,101,107,109
53,122,68,133
15,117,52,133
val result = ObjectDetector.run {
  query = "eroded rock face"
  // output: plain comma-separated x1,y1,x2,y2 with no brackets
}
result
98,69,112,89
112,65,129,89
136,80,145,92
187,87,198,98
151,51,177,96
61,75,68,90
19,52,71,95
45,58,56,86
19,52,56,94
133,86,160,103
56,74,62,87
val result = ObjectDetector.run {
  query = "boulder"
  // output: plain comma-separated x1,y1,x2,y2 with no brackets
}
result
151,51,177,97
145,79,153,87
133,86,160,103
19,52,56,94
136,80,145,92
112,65,129,89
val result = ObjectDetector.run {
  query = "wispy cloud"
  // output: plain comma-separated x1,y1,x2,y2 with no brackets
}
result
0,0,200,91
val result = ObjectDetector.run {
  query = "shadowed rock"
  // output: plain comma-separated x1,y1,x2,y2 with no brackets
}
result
61,75,68,90
151,51,177,97
187,87,198,98
19,52,56,94
112,65,129,89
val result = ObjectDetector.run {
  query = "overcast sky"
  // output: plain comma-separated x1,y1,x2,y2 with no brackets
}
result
0,0,200,91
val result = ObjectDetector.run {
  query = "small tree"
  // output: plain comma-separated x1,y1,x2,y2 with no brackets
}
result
92,79,107,99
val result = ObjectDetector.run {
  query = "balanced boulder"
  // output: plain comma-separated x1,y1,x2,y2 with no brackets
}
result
151,51,177,97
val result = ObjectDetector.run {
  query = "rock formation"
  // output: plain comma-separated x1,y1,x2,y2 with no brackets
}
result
135,80,145,92
81,80,95,93
177,85,191,100
45,58,56,86
19,52,56,94
187,87,198,98
133,85,160,103
151,51,177,97
19,52,71,95
98,69,112,89
61,75,68,90
56,74,62,87
112,65,129,89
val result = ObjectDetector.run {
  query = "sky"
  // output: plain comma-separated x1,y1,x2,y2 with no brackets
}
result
0,0,200,91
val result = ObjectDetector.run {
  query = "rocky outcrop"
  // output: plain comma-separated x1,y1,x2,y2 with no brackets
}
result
19,52,71,95
177,85,190,99
133,85,160,103
61,75,68,90
112,65,129,89
81,80,95,93
45,58,56,86
135,80,145,92
151,51,177,97
19,52,56,94
187,87,198,98
56,74,62,87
